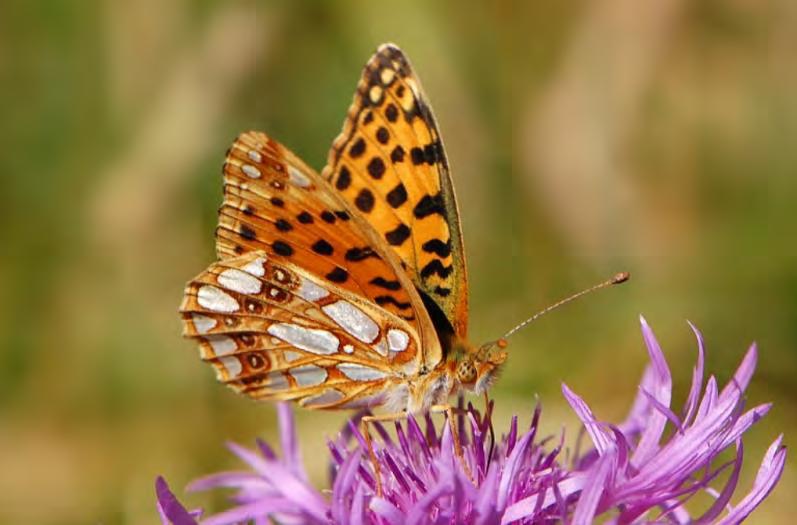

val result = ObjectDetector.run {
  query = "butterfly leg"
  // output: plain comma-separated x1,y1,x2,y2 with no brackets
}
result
430,404,475,483
483,392,496,472
360,412,407,496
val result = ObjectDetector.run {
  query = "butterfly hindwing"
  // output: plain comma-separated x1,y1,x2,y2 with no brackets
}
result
322,44,469,338
180,251,422,409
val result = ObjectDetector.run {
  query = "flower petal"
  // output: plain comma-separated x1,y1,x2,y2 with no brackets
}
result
572,449,614,525
226,442,327,521
683,321,706,425
155,476,199,525
496,430,534,510
720,343,757,403
631,316,672,466
716,435,787,525
370,497,404,525
200,498,305,525
277,403,306,481
694,440,744,524
562,383,613,455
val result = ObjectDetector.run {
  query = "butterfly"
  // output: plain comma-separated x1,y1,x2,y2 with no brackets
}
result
179,43,509,419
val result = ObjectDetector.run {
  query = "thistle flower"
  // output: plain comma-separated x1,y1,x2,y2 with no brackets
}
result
156,318,785,524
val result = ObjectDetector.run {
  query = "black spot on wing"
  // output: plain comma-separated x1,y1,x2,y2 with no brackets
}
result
274,219,292,232
270,197,285,208
376,127,389,144
390,145,405,163
422,239,451,258
434,286,452,297
311,239,334,255
297,211,313,224
345,247,378,262
355,189,375,213
240,225,256,241
320,211,336,224
386,183,407,208
336,166,352,190
349,138,366,158
410,147,425,165
272,241,293,256
420,260,453,279
369,277,402,291
367,157,386,179
374,295,412,310
326,267,349,283
424,142,442,164
385,103,399,122
413,193,445,219
385,223,411,246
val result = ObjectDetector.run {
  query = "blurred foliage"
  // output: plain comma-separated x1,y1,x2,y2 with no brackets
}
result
0,0,795,523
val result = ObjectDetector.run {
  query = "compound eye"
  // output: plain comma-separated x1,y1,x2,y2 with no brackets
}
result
457,361,477,384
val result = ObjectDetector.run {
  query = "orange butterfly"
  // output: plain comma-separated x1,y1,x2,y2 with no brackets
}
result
180,43,507,417
179,44,627,454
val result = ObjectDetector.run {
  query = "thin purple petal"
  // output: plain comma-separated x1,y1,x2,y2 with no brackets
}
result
683,321,706,425
720,343,757,403
226,442,327,521
695,440,744,524
562,383,613,455
155,477,198,525
632,316,673,465
201,498,307,525
370,497,404,525
640,386,684,432
572,450,613,525
277,402,306,481
716,436,787,525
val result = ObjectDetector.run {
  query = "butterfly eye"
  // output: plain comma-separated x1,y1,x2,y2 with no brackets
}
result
456,361,477,384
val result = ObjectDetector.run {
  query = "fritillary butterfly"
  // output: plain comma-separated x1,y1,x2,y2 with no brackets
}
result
180,44,631,421
180,44,506,416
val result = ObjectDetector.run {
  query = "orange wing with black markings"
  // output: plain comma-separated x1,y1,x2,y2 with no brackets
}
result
218,132,425,326
180,45,483,414
321,44,469,338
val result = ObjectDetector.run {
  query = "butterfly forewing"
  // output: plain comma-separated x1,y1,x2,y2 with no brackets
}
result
218,132,419,324
322,44,469,338
181,251,422,409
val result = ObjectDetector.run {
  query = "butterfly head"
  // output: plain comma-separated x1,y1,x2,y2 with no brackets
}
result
451,338,508,395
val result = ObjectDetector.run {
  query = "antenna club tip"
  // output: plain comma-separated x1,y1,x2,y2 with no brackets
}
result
612,271,630,284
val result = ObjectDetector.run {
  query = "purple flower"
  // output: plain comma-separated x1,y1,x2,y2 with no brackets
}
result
156,318,786,524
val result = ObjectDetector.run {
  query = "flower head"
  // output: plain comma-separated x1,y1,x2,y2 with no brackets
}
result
157,318,785,524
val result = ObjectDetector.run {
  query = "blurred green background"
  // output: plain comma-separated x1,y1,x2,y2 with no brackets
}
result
1,1,795,523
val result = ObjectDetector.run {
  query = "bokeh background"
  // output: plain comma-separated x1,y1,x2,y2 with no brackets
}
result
1,1,795,523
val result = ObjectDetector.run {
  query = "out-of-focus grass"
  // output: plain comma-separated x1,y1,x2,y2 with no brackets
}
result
0,1,794,523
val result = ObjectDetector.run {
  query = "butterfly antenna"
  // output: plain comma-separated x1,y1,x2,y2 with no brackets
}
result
495,272,630,345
